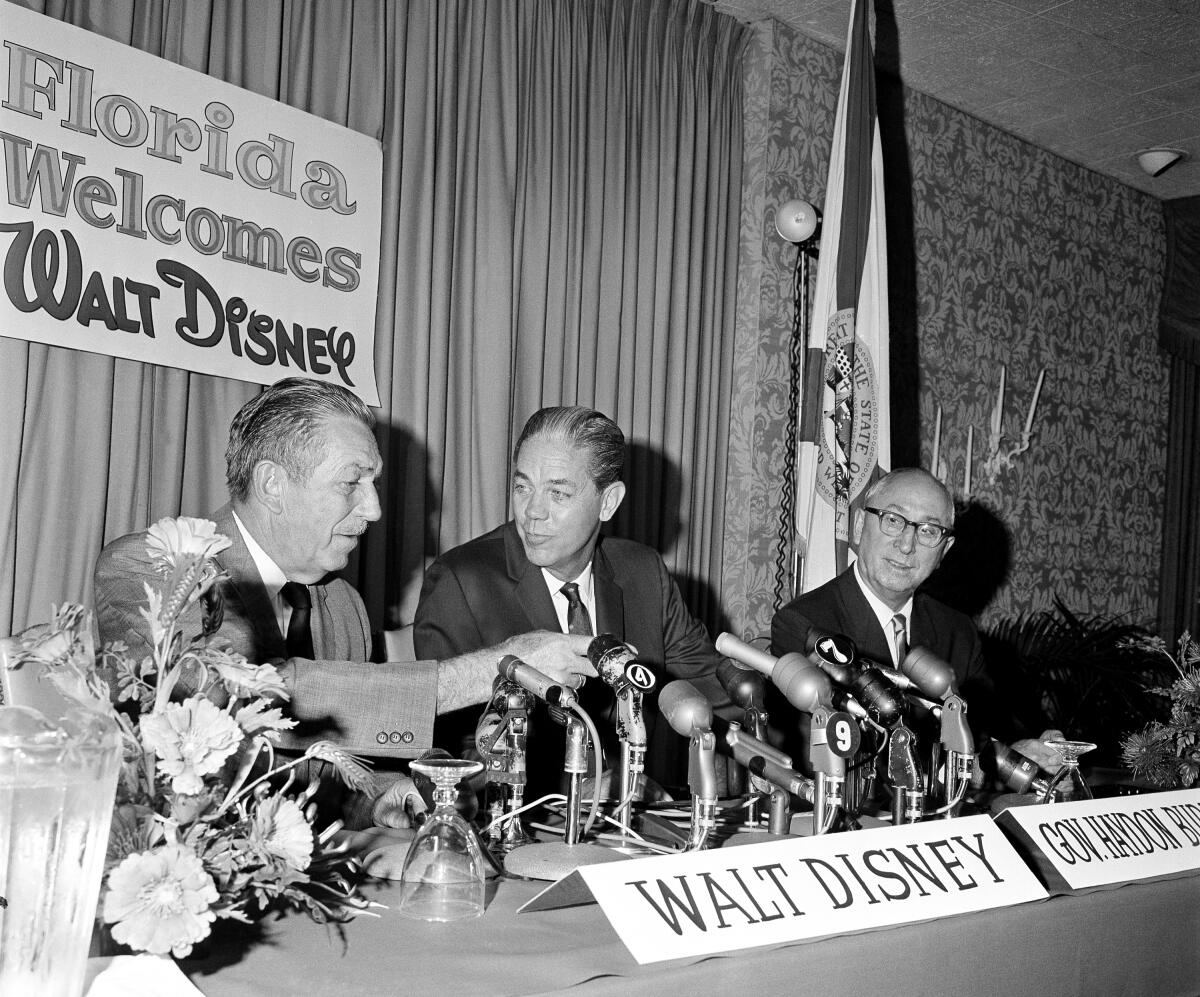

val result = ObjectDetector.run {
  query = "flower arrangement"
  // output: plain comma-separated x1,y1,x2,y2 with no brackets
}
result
5,517,375,958
1120,631,1200,789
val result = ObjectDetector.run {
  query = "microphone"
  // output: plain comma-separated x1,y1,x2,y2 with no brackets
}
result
497,655,577,709
898,647,958,701
724,724,813,802
716,658,770,800
717,658,767,713
983,738,1052,798
587,634,653,820
475,680,535,850
660,678,714,739
714,632,833,715
588,634,656,699
796,630,906,727
660,680,719,850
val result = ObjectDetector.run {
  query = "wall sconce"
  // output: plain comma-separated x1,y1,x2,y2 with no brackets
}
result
977,365,1046,490
1135,148,1186,177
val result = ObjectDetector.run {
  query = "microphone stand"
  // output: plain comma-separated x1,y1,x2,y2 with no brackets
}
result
887,723,924,824
477,682,534,852
809,707,846,834
937,694,974,819
685,725,718,851
726,722,813,834
614,690,646,836
563,714,590,845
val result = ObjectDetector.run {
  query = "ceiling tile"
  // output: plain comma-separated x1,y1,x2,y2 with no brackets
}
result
711,0,1200,197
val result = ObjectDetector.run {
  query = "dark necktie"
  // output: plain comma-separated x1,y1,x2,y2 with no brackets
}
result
560,582,593,637
890,612,908,666
281,582,315,659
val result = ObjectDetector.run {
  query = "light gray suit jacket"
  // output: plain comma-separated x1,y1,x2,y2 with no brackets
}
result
93,505,437,759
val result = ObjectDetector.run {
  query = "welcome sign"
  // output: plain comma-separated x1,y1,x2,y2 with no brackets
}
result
0,4,383,403
527,816,1047,964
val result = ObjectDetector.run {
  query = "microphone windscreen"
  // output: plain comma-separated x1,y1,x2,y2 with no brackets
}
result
659,679,712,737
717,659,766,710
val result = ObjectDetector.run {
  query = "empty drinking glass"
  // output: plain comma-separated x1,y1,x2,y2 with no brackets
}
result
397,757,487,922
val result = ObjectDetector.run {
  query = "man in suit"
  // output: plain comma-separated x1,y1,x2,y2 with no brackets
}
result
414,405,729,789
772,466,1058,776
773,467,984,689
94,378,595,828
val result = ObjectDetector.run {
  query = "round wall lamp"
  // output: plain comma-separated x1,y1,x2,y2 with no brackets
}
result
775,198,820,243
1135,147,1187,178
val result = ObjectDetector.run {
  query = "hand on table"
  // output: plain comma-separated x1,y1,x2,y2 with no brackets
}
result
1011,729,1067,774
371,775,429,829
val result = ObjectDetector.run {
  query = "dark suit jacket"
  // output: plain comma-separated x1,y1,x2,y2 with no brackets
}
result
771,567,992,762
414,521,728,786
94,505,437,759
772,568,986,688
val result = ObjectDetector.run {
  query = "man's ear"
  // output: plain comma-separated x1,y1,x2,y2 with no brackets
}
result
253,461,287,514
851,507,865,545
598,481,626,522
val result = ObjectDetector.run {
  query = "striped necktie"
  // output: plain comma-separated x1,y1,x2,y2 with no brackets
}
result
890,612,908,666
560,582,593,637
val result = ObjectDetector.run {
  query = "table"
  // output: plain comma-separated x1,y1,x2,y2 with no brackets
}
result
179,868,1200,997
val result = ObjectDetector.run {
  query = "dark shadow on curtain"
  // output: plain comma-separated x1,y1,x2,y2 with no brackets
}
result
614,440,732,639
1158,195,1200,645
346,421,436,631
921,499,1012,618
873,0,920,468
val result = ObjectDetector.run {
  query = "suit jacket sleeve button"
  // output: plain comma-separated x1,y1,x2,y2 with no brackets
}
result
401,731,414,743
376,732,389,745
389,731,403,744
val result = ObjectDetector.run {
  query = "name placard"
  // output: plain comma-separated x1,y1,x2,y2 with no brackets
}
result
995,788,1200,892
528,815,1046,965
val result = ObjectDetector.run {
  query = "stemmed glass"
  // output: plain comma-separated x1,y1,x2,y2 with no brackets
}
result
397,757,487,922
1038,738,1096,804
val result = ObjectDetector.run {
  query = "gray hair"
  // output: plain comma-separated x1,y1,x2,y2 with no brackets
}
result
225,378,375,501
862,467,956,525
514,406,625,490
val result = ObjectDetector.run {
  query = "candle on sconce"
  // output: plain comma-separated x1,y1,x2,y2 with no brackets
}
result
1023,369,1045,439
932,405,942,480
965,425,973,497
990,365,1006,442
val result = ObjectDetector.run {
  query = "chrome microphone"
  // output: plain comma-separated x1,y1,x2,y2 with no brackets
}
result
587,635,654,822
984,738,1053,798
475,680,534,850
497,655,577,709
660,679,718,851
716,658,768,794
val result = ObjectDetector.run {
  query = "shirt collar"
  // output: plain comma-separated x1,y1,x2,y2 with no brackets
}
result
232,510,289,599
542,561,594,603
852,561,914,636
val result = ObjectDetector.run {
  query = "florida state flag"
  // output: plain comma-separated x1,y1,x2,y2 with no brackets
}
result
795,0,891,593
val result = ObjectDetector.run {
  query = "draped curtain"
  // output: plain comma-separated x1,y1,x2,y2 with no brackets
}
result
0,0,747,638
1158,195,1200,644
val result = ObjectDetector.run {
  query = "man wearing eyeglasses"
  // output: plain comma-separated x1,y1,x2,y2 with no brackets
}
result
772,467,984,699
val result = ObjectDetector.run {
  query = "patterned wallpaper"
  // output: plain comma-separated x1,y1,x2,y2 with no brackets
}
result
722,20,1169,644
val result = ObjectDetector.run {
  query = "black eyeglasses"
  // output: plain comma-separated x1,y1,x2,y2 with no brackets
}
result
864,507,954,548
